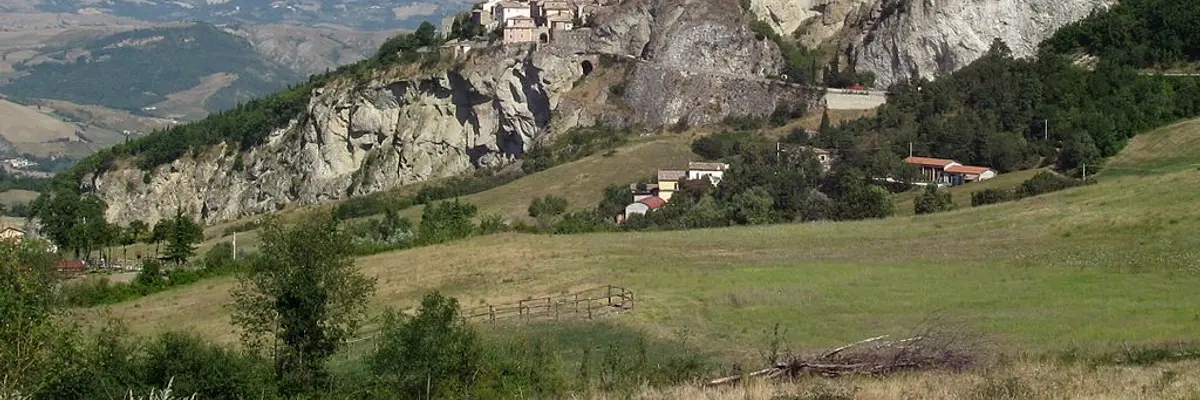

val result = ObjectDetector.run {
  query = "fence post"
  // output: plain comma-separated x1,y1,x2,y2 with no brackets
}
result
607,285,612,307
587,297,593,319
574,293,579,315
489,305,495,323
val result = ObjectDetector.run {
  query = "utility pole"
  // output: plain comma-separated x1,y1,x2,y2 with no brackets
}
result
1044,119,1048,141
909,142,913,158
1082,163,1087,181
232,232,237,260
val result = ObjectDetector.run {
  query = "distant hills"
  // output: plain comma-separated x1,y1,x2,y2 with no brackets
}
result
0,23,299,117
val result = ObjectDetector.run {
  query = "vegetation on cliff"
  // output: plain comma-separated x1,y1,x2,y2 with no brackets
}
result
797,38,1200,177
1042,0,1200,69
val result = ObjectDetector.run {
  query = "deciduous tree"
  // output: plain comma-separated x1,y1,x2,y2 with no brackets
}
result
230,214,376,395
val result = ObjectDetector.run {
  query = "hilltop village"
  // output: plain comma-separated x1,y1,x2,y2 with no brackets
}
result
468,0,601,44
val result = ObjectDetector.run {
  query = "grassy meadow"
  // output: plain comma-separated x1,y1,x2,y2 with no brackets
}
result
95,119,1200,367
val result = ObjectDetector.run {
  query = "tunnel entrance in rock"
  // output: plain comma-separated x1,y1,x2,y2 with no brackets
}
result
539,33,549,43
581,60,594,76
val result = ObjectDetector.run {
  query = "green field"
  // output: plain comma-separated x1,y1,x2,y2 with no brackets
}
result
98,120,1200,362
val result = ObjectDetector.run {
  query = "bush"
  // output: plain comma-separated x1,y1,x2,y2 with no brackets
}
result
1017,171,1081,198
417,201,478,245
971,188,1015,207
528,196,568,219
141,332,274,399
552,210,610,234
476,213,510,235
203,242,236,272
914,186,954,215
521,145,555,174
370,293,484,398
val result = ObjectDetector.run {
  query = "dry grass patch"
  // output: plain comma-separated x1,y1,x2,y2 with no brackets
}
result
602,360,1200,399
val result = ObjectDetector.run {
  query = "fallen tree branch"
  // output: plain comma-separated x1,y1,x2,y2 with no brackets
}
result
707,331,979,386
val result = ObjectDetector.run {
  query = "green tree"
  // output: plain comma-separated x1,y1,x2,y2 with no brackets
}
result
1058,132,1102,172
726,186,776,225
818,108,832,135
371,292,483,398
830,170,895,220
680,195,728,228
596,185,634,218
914,186,954,215
31,189,107,260
230,214,376,395
128,220,149,243
528,195,569,230
0,239,67,395
163,211,203,264
521,145,555,173
527,195,568,219
417,201,479,245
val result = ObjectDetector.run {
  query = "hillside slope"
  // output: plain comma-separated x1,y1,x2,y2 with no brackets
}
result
100,119,1200,355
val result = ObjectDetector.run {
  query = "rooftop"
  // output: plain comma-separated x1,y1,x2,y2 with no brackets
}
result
903,156,958,167
637,196,667,210
658,170,687,181
688,161,729,171
946,165,995,175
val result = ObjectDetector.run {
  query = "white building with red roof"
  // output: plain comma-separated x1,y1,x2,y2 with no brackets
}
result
904,156,996,185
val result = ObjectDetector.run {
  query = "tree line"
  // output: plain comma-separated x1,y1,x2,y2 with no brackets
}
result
1042,0,1200,69
800,37,1200,178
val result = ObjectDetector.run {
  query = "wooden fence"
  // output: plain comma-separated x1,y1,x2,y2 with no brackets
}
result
465,285,634,324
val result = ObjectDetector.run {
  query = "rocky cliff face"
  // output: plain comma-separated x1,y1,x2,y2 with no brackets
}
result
90,0,819,225
751,0,1113,86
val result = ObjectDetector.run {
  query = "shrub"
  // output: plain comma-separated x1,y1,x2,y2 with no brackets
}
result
528,196,569,219
370,293,483,398
971,188,1015,207
417,201,478,245
914,186,954,215
140,332,273,399
552,210,610,234
521,146,555,174
476,213,510,235
202,242,235,272
1017,171,1080,198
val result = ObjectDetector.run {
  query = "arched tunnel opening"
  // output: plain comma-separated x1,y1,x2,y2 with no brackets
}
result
581,60,594,76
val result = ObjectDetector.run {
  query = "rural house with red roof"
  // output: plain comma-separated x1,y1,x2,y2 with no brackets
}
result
904,156,996,185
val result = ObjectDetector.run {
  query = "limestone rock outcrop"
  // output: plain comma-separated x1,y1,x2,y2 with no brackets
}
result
89,0,821,225
750,0,1113,86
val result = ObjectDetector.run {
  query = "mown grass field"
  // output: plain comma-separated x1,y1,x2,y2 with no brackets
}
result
97,119,1200,363
1104,118,1200,176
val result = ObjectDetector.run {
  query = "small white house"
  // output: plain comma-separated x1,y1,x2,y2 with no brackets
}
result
497,1,532,26
686,162,729,185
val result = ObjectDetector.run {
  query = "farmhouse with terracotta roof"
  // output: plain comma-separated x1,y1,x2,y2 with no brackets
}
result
904,156,996,185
